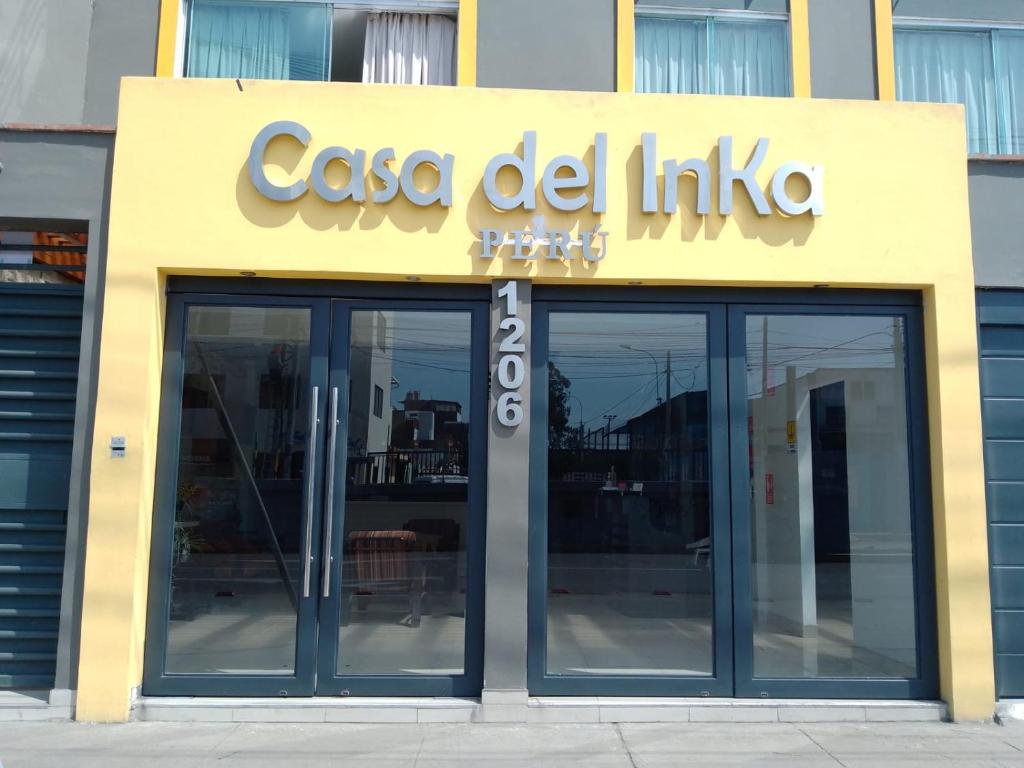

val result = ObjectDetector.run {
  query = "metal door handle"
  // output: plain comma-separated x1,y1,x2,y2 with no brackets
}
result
322,387,339,598
302,386,319,598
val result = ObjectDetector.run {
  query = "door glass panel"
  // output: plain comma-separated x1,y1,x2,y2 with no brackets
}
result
166,305,312,675
745,314,918,679
338,310,472,676
546,313,712,676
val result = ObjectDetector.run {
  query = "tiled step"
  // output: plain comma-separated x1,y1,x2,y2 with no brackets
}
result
134,696,949,724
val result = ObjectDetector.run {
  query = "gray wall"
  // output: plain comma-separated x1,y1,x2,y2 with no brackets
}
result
0,130,113,695
476,0,616,91
0,0,159,125
636,0,787,11
893,0,1024,23
83,0,163,124
809,0,876,99
969,163,1024,288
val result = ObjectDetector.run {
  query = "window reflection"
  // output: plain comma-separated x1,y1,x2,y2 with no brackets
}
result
746,315,918,679
546,313,713,677
338,311,472,676
166,306,311,675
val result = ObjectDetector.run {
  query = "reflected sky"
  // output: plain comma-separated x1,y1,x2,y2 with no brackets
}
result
550,313,708,433
746,315,904,397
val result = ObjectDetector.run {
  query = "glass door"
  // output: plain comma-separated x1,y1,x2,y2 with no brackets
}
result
528,303,733,696
728,306,937,699
144,298,329,695
315,301,487,696
145,294,486,698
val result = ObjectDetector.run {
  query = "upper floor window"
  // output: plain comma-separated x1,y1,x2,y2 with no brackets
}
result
185,0,457,85
895,25,1024,155
635,10,791,97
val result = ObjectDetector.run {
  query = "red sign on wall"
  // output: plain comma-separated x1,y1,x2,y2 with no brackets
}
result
766,473,775,505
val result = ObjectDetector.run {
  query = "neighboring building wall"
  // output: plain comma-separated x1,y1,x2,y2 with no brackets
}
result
969,164,1024,289
0,1,92,124
893,0,1024,23
0,129,113,698
0,0,159,702
0,0,159,125
476,0,616,91
808,0,876,99
84,0,163,124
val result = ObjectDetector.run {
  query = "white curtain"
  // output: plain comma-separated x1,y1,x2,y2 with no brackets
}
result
635,16,789,96
895,29,998,155
362,12,457,85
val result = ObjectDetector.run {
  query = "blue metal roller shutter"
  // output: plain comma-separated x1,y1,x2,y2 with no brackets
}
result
979,289,1024,699
0,283,82,690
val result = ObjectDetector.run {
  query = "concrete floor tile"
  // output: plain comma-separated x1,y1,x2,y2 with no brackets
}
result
417,707,476,723
2,719,1024,767
526,705,601,723
416,723,624,762
689,706,780,722
599,705,689,722
620,729,822,757
213,722,424,756
996,721,1024,750
799,722,1018,757
632,757,840,768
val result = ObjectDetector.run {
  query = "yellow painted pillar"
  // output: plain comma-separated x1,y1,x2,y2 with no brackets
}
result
923,282,996,721
74,268,166,722
616,0,634,93
874,0,897,100
457,0,478,87
789,0,812,98
155,0,181,78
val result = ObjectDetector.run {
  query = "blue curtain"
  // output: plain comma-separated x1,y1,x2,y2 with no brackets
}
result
635,17,706,95
635,16,789,97
187,1,328,81
894,29,998,155
712,21,790,97
995,30,1024,155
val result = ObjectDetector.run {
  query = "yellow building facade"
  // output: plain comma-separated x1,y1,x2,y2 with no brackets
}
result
74,77,992,721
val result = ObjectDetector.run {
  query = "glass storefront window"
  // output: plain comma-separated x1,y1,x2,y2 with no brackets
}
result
545,312,713,677
744,314,919,680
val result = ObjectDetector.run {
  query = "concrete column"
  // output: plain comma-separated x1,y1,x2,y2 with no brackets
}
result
808,0,877,99
479,279,531,721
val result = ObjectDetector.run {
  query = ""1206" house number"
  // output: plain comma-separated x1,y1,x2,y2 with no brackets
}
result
495,280,525,428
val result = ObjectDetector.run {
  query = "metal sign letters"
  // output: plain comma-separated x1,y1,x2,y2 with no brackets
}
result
247,122,826,263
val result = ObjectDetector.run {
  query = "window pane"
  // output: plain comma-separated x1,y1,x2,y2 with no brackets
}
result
745,314,919,680
546,313,713,677
166,306,312,675
337,311,472,676
994,30,1024,155
895,29,998,155
187,1,329,81
711,20,790,97
635,17,707,94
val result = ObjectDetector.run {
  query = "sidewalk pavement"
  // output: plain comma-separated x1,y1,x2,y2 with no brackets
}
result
1,720,1024,767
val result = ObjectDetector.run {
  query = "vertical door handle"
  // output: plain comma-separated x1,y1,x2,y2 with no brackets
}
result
321,387,339,598
303,386,320,598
